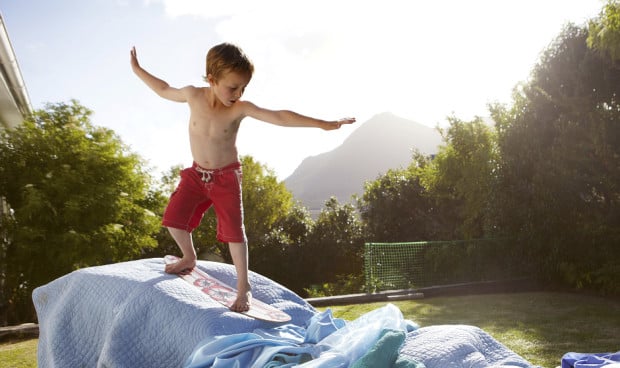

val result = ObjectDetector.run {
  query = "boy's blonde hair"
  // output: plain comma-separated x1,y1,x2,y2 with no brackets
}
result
204,43,254,82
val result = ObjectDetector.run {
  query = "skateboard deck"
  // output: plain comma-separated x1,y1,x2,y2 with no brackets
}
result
164,255,291,323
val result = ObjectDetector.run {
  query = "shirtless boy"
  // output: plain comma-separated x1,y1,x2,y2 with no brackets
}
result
130,43,355,312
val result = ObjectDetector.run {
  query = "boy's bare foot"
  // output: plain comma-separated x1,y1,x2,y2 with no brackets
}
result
165,256,196,274
230,290,252,312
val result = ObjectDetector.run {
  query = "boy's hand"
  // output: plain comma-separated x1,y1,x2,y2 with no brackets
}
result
130,46,140,70
323,117,356,130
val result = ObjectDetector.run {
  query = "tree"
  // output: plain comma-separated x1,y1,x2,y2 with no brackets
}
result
255,203,314,293
361,116,498,244
359,152,442,242
240,156,294,250
302,197,364,287
140,165,183,259
0,101,160,324
420,117,498,239
588,1,620,62
493,21,620,292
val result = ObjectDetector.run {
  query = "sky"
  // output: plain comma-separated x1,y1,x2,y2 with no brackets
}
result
1,0,605,180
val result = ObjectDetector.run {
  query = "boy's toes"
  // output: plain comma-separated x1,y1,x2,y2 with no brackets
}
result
230,300,250,312
165,258,196,274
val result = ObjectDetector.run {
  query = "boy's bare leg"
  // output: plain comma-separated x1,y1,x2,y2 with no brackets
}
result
228,241,251,312
165,227,197,274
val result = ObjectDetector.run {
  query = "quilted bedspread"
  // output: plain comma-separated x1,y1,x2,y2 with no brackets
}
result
33,258,539,367
33,258,316,367
399,325,538,368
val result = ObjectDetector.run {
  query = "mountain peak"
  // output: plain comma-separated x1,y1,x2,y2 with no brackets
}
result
284,112,443,211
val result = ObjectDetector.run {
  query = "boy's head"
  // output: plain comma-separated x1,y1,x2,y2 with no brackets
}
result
205,43,254,83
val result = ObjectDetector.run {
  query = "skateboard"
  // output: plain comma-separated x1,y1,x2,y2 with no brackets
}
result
164,255,291,323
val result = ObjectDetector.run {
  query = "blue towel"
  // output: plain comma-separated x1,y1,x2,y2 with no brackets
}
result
562,352,620,368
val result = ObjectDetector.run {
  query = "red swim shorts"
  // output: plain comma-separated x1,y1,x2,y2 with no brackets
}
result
162,161,247,243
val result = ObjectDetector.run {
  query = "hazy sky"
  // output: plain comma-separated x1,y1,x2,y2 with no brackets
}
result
1,0,604,179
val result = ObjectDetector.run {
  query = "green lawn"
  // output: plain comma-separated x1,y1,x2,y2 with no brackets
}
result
0,338,37,368
2,291,619,368
325,292,620,368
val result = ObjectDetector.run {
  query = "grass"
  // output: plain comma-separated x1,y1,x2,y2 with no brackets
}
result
324,291,620,368
0,338,37,368
2,291,619,368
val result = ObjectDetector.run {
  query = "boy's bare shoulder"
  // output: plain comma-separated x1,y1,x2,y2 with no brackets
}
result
181,85,205,95
180,86,209,103
236,100,258,114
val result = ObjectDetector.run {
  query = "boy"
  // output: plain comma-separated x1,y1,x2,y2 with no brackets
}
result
130,43,355,312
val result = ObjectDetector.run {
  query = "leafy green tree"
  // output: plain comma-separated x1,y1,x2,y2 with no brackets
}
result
140,165,182,259
420,117,498,239
302,197,364,287
241,156,294,250
0,101,160,324
361,117,497,244
493,21,620,293
359,152,442,242
255,203,314,292
588,0,620,62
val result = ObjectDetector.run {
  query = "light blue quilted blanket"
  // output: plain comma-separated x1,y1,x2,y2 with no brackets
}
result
33,258,316,367
399,325,539,368
33,258,539,367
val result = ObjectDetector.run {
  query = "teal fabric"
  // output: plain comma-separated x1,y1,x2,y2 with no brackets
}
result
393,356,426,368
351,329,425,368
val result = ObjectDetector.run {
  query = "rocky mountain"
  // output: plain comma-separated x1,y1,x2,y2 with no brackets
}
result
284,112,443,211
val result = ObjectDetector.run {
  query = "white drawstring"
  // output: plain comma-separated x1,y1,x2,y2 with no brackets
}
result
195,167,214,183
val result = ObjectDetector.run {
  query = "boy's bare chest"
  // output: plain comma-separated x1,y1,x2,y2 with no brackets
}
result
189,112,240,139
187,89,242,139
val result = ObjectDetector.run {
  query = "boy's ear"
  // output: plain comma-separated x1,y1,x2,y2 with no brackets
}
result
206,73,216,85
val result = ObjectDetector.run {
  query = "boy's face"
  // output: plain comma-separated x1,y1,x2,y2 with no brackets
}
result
209,70,251,107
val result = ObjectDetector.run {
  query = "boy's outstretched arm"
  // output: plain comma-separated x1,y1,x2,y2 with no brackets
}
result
130,46,187,102
242,102,355,130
